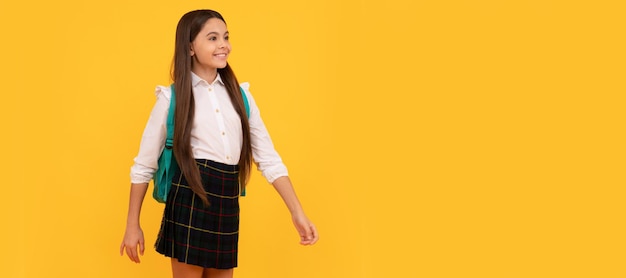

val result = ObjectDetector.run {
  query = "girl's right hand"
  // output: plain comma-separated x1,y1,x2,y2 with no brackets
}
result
119,226,145,263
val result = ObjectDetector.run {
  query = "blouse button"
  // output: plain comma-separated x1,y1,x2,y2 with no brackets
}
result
216,109,220,113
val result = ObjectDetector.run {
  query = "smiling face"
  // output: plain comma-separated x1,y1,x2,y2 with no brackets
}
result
190,17,231,77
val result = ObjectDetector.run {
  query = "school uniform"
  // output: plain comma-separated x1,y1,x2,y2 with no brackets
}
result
130,72,288,269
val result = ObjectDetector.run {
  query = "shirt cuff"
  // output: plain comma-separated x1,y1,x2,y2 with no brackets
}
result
130,163,155,184
261,164,289,184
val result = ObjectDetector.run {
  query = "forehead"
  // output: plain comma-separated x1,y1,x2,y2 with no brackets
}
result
200,17,228,34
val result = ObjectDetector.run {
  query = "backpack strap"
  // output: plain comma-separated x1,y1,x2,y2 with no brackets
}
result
240,86,250,118
165,84,176,149
239,86,250,196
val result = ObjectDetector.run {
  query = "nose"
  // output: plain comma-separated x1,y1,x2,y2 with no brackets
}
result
219,38,229,49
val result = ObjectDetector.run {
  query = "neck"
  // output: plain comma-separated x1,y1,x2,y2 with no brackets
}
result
191,66,218,83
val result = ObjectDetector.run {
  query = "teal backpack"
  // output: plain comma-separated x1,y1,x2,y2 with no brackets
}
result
153,84,251,203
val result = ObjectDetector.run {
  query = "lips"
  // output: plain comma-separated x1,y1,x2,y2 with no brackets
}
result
214,53,228,57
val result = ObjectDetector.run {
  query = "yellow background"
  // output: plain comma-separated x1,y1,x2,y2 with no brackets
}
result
1,0,625,277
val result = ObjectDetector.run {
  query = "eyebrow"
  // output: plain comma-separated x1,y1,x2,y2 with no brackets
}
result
206,31,229,37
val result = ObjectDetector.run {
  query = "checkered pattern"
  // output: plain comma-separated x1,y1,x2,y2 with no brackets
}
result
155,159,241,269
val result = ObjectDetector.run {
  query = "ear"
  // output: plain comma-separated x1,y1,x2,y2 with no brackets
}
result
190,43,195,56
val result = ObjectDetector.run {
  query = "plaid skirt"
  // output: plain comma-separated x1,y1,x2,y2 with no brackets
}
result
155,159,241,269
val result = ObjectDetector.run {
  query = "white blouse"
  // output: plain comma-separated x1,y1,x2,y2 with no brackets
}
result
130,72,288,184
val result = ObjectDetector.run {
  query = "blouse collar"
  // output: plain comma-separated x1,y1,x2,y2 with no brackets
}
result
191,71,224,87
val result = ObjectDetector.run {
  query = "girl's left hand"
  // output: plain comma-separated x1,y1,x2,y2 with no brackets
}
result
292,213,319,245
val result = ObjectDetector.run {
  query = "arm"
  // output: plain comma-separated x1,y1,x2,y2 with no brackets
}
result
119,183,149,263
242,83,318,245
272,176,318,245
120,85,171,263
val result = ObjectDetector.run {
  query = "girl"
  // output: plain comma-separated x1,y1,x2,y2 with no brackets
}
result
120,9,318,278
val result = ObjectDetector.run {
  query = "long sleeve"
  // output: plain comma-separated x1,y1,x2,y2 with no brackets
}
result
129,86,171,184
241,83,289,183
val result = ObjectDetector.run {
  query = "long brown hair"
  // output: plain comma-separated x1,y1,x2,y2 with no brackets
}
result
171,10,252,206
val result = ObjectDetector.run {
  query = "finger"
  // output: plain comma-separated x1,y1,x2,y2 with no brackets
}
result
126,246,134,263
139,240,145,256
299,223,313,245
127,245,138,263
309,224,319,245
301,223,319,245
303,225,315,244
134,245,141,263
132,245,141,263
120,242,125,256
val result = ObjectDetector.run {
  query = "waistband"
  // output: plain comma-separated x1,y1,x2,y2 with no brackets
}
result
195,159,239,174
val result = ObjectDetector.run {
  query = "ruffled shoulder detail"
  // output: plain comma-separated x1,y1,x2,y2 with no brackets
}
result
239,82,250,93
155,85,172,101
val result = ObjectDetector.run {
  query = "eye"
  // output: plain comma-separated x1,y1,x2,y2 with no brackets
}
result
225,35,230,41
208,36,217,41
